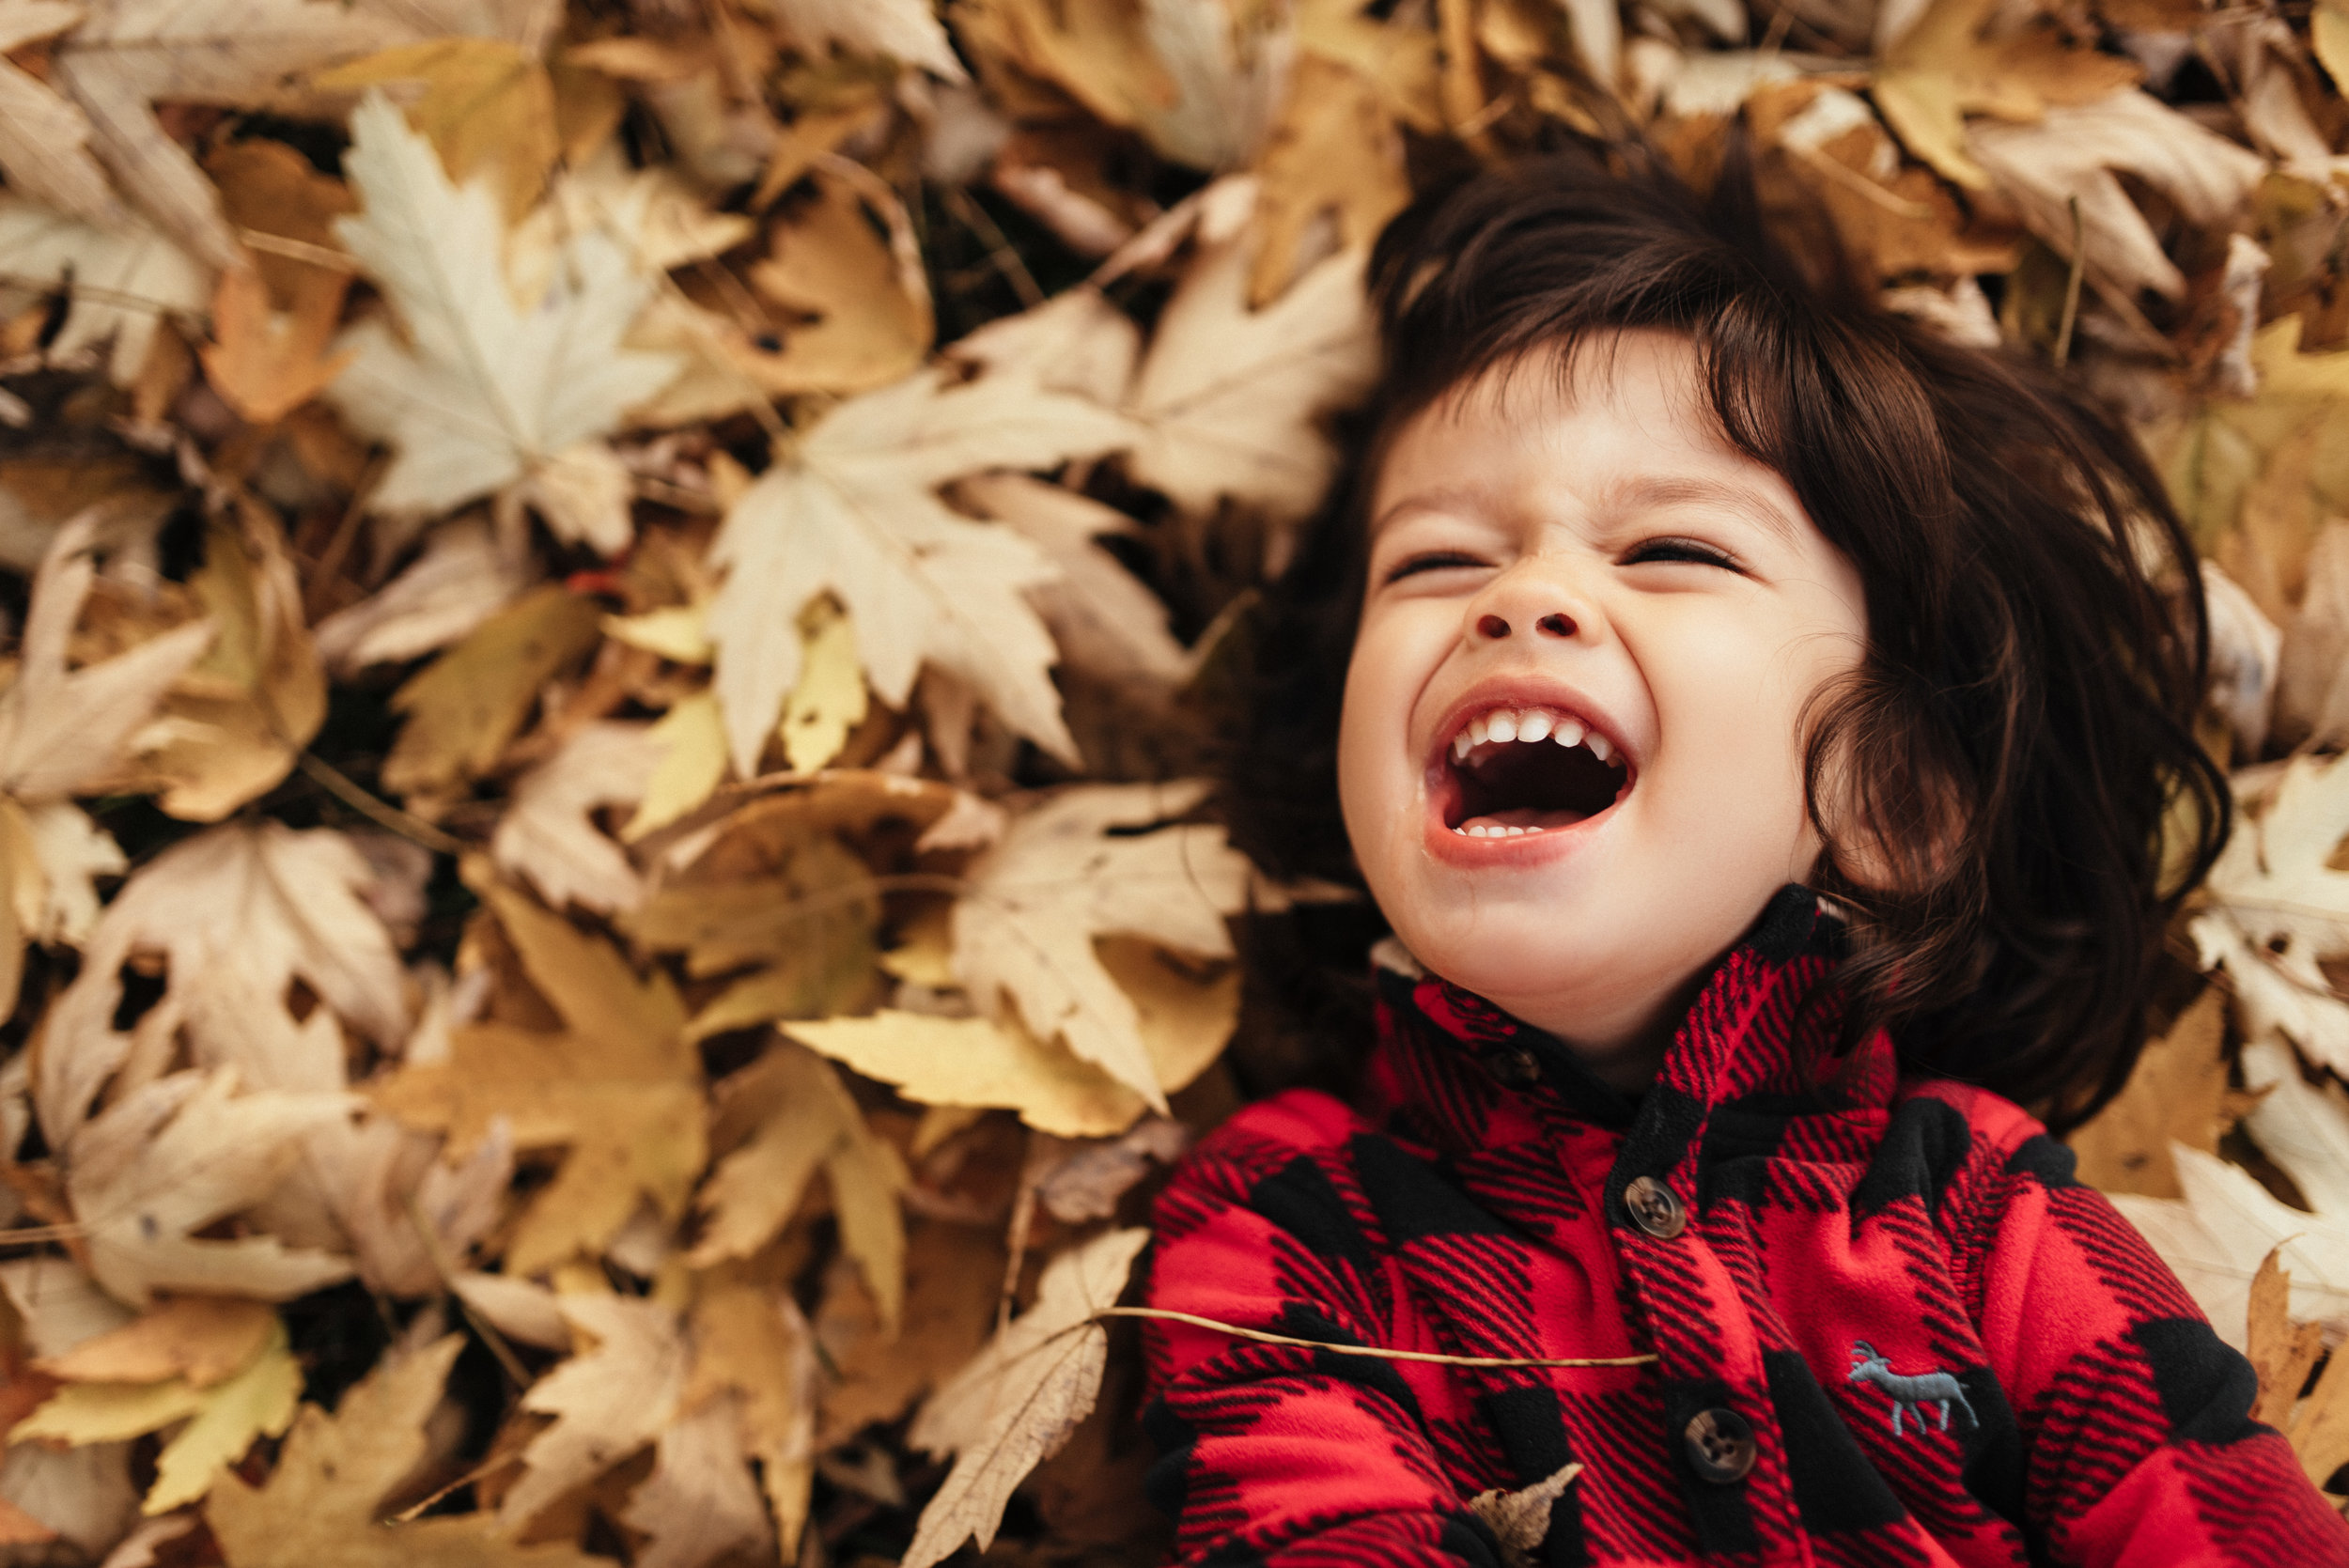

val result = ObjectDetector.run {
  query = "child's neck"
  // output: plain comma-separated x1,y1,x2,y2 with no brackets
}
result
1478,966,1713,1094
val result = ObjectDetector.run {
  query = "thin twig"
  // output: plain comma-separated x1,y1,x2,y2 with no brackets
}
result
1092,1307,1658,1369
2054,195,2086,371
237,228,357,272
942,185,1044,310
296,751,468,856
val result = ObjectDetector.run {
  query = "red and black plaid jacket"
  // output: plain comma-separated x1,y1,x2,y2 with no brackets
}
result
1140,889,2349,1566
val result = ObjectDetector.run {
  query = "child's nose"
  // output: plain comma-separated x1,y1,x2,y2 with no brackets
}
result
1476,613,1578,639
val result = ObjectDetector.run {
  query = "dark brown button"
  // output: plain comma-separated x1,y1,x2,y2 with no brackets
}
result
1485,1047,1541,1088
1624,1174,1686,1239
1682,1406,1756,1483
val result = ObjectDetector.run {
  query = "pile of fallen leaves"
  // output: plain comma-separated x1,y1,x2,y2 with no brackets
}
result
2,0,2349,1560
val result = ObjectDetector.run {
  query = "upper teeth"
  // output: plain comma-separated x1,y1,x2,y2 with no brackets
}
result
1452,706,1617,764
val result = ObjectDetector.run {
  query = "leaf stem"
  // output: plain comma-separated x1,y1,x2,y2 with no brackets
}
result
1090,1307,1658,1369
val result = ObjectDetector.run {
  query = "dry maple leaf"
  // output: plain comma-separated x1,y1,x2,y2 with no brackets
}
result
2106,1039,2349,1347
790,938,1238,1138
12,1318,301,1514
36,819,408,1146
1869,0,2138,190
689,1041,906,1328
310,517,537,674
772,0,964,80
49,0,412,267
1966,91,2267,307
2066,988,2251,1199
1467,1461,1586,1568
375,877,705,1275
959,473,1192,697
329,92,683,553
200,265,354,427
123,508,328,823
813,1221,1000,1449
705,291,1142,776
35,1296,275,1389
490,720,661,915
502,1293,687,1528
1123,177,1378,559
683,1266,817,1556
66,1069,357,1307
0,195,207,385
2246,1250,2349,1492
35,820,405,1168
952,781,1259,1112
0,0,122,223
208,1335,603,1568
1249,51,1411,306
2190,753,2349,1077
617,1395,772,1568
903,1226,1150,1568
379,584,603,807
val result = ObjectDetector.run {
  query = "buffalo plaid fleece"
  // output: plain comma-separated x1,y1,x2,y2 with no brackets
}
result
1140,889,2349,1566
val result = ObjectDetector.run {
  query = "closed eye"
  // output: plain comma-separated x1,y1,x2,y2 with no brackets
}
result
1621,536,1743,571
1381,551,1486,584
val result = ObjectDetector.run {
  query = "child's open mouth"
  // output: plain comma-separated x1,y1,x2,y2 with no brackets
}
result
1437,706,1631,837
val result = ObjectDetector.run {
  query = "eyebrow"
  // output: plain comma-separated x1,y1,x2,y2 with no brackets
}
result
1369,475,1803,544
1367,485,1486,537
1600,474,1802,545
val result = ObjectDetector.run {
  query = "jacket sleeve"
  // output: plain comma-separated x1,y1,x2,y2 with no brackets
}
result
1952,1104,2349,1566
1140,1099,1507,1568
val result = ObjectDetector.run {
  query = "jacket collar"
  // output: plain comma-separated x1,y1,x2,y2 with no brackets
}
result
1364,887,1898,1158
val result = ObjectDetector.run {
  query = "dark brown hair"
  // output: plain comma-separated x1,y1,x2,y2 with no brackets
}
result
1221,147,2229,1133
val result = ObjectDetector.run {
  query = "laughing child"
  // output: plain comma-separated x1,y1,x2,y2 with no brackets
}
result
1137,151,2349,1566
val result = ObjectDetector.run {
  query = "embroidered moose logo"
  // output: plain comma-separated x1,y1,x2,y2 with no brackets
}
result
1847,1341,1978,1437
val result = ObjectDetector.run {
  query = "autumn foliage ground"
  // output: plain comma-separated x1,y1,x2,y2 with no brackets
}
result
2,0,2349,1564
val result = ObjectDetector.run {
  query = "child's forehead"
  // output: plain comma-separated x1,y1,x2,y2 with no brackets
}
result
1369,332,1774,511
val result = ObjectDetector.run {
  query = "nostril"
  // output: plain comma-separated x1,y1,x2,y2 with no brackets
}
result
1477,614,1510,639
1537,613,1575,637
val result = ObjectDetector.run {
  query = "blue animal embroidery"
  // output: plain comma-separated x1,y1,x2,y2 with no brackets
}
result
1847,1341,1978,1437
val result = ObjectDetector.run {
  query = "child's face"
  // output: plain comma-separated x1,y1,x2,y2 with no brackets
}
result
1337,331,1870,1081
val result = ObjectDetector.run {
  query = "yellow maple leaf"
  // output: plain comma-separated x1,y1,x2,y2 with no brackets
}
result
13,1319,301,1514
689,1041,906,1330
376,876,706,1276
208,1336,602,1568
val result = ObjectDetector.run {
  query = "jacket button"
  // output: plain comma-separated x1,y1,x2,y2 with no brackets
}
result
1682,1407,1756,1483
1485,1047,1541,1088
1624,1175,1687,1239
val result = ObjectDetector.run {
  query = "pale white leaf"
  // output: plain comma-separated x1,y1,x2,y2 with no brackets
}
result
50,0,412,266
0,195,207,384
1468,1461,1585,1568
1967,92,2267,304
952,782,1257,1110
771,0,965,81
619,1395,772,1568
312,519,538,674
504,1295,687,1527
960,474,1190,694
1126,178,1377,555
329,93,683,545
67,1069,358,1307
24,801,126,946
0,0,124,225
491,721,661,915
707,295,1143,776
39,821,409,1146
903,1228,1149,1568
452,1270,571,1351
0,511,212,801
2112,1143,2349,1350
2190,753,2349,1077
